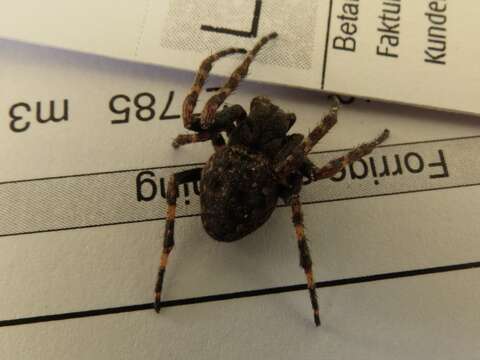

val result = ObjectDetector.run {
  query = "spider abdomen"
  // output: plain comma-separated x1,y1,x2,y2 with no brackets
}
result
200,146,279,242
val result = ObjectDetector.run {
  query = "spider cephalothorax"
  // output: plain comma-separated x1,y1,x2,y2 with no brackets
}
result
154,32,389,326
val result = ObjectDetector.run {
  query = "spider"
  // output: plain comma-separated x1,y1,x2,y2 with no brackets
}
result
154,32,389,326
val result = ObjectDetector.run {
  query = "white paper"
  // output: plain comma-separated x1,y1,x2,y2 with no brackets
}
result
0,0,479,115
1,38,480,359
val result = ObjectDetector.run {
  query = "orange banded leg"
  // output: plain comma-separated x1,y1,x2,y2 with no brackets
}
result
182,47,247,130
312,129,390,180
172,132,213,148
303,101,339,154
200,32,278,129
291,194,320,326
275,103,338,179
154,168,203,312
172,132,226,152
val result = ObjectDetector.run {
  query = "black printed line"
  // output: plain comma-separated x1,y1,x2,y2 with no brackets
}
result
1,182,479,239
299,182,480,206
200,0,262,38
2,134,479,186
321,0,334,90
200,26,253,38
250,0,262,37
347,134,480,151
0,162,204,186
1,260,479,327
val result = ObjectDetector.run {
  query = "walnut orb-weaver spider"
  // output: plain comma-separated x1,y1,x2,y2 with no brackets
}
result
154,32,389,326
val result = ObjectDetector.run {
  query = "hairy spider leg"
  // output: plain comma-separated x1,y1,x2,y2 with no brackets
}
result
172,132,226,152
211,133,227,152
182,48,247,130
154,168,203,312
310,129,389,180
200,32,279,129
274,103,338,179
291,194,321,326
172,131,214,148
172,105,247,150
303,102,339,154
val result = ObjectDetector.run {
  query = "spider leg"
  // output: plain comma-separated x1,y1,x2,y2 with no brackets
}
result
308,129,390,180
172,131,214,148
211,133,226,152
291,194,321,326
274,103,338,179
172,131,226,152
303,101,339,154
200,32,278,129
154,168,203,313
182,48,247,130
272,133,304,165
173,104,246,151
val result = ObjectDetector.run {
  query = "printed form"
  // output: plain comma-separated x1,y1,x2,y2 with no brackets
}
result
0,0,478,115
1,2,480,359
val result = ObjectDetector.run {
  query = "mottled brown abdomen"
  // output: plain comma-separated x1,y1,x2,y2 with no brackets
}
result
200,146,279,242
